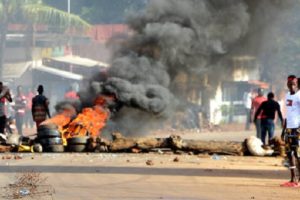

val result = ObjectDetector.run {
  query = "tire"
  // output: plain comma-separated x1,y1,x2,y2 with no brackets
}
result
38,129,61,139
32,143,43,153
67,144,87,152
38,124,58,131
67,137,89,145
39,138,63,146
43,145,64,153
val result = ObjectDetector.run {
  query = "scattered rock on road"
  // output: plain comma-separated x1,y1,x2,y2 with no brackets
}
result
146,160,154,166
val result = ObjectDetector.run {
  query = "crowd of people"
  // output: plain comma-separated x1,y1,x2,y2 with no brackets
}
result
0,83,80,140
0,83,51,138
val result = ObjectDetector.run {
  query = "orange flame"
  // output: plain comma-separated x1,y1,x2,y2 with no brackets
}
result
40,113,71,133
63,106,109,139
41,95,112,140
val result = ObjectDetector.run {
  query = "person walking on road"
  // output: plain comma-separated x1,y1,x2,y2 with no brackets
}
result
32,85,51,129
251,88,267,140
254,92,283,145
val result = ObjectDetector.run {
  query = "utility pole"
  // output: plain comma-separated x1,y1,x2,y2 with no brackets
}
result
67,0,72,56
68,0,71,16
0,0,9,80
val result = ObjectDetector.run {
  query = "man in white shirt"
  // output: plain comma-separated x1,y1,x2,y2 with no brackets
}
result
243,90,252,130
281,75,300,187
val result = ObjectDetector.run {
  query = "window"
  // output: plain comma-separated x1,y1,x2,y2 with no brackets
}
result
222,81,250,102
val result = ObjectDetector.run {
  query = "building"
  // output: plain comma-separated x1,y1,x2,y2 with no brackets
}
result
3,24,112,112
209,56,269,125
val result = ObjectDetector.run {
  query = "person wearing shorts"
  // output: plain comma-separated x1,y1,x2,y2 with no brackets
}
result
281,75,300,187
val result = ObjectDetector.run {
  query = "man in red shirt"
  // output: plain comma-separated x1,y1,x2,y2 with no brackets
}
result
254,92,283,145
25,88,35,128
64,86,79,101
251,88,267,140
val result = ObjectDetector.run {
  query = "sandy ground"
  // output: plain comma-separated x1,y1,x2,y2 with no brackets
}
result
0,126,298,200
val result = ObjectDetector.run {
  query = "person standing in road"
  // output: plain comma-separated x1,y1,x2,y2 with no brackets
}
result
0,82,12,135
251,88,267,140
64,85,79,101
280,75,300,187
25,88,35,128
32,85,51,129
14,86,27,135
243,89,253,130
254,92,283,145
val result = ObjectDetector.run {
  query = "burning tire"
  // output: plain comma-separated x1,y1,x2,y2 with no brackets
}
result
67,144,87,152
67,137,89,152
37,128,63,152
38,129,61,139
39,138,63,146
43,144,65,153
67,137,89,145
38,124,58,132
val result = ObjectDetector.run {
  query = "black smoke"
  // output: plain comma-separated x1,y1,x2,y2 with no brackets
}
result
81,0,297,136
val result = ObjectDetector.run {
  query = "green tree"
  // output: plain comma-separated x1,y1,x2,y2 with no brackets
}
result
0,0,90,79
44,0,147,24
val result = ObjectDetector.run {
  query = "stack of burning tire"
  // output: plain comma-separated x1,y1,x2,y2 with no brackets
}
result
67,136,89,152
36,124,64,152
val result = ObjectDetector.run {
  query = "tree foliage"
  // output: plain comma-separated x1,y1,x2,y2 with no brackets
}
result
0,0,90,79
24,3,90,30
0,0,89,29
43,0,147,24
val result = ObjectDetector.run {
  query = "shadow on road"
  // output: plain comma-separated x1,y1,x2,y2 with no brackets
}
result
0,166,288,179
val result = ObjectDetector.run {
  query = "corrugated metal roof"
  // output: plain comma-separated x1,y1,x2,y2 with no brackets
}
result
4,57,104,81
51,55,109,68
248,80,269,89
3,62,31,79
33,64,83,81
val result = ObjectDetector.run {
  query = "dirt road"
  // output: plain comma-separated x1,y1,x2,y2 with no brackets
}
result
0,152,298,200
1,127,297,200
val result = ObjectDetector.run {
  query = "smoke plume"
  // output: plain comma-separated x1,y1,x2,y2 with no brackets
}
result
82,0,297,135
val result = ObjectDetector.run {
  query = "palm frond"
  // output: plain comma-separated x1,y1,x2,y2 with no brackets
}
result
23,4,90,31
